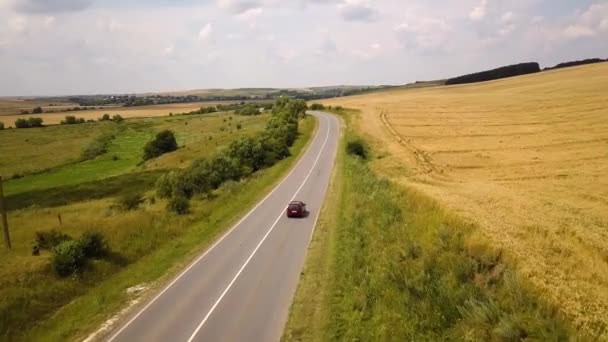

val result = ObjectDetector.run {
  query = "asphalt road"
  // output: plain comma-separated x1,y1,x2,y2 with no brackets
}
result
107,111,340,342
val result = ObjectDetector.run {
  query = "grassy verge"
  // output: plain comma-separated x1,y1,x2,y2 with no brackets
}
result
4,115,316,342
283,110,576,341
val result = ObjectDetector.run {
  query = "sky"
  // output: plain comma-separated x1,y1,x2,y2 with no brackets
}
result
0,0,607,96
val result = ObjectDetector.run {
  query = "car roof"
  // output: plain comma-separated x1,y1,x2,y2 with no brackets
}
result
289,201,304,205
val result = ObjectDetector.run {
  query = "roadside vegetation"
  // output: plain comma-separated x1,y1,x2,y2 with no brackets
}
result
284,109,577,341
0,99,314,341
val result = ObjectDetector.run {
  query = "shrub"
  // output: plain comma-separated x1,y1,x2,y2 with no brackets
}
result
346,139,367,158
32,106,43,114
112,114,124,123
27,117,43,127
168,196,190,215
310,103,325,110
52,240,86,277
236,123,242,130
36,230,72,250
143,129,178,160
79,231,109,258
61,116,85,125
156,171,178,199
81,133,115,160
119,193,144,211
99,114,111,121
0,122,4,130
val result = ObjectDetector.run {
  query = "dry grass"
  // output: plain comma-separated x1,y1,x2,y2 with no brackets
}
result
0,101,222,127
0,99,79,116
320,63,608,335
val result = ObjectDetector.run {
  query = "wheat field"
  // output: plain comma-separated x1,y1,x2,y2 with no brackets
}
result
0,101,224,127
321,63,608,333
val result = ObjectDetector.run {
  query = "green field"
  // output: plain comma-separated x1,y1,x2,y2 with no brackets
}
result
2,112,267,196
283,110,578,341
0,109,315,341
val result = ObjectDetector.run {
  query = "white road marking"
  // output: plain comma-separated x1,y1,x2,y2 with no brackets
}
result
107,115,326,342
185,116,331,342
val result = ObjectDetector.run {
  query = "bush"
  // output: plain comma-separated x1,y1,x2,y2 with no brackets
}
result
119,193,144,211
156,171,178,198
112,114,124,123
168,196,190,215
52,240,87,277
35,230,72,250
346,139,367,158
79,231,109,258
61,116,85,125
236,123,242,130
99,114,111,121
81,133,115,160
0,122,4,130
143,129,178,160
32,106,43,114
15,117,44,129
310,103,325,110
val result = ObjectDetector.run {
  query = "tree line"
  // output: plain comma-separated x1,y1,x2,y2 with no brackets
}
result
445,62,541,85
155,98,307,214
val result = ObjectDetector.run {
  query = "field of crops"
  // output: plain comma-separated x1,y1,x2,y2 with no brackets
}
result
321,63,608,334
0,101,226,127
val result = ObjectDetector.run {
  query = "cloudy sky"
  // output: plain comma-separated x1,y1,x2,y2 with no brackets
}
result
0,0,607,96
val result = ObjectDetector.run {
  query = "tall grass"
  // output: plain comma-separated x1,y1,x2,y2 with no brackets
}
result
284,115,574,341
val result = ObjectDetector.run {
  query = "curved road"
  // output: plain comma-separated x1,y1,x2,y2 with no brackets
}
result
106,111,339,342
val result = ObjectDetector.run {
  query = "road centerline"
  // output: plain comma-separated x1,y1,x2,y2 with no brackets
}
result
185,116,331,342
107,114,325,342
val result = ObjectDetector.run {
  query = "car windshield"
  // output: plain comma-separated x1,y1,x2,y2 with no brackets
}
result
288,204,301,210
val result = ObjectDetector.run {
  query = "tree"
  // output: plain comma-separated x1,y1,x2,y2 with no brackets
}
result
99,114,111,121
143,130,178,160
310,103,325,110
32,106,43,114
28,117,43,127
15,117,43,128
15,118,29,128
112,114,124,123
61,116,78,125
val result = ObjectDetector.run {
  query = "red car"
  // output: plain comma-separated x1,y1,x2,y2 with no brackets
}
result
286,201,307,218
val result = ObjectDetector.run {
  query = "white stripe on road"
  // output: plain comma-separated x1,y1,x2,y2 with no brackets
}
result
107,115,326,342
185,116,331,342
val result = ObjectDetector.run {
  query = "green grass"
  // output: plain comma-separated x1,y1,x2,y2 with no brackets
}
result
283,111,575,341
0,122,116,178
3,113,267,196
0,115,316,342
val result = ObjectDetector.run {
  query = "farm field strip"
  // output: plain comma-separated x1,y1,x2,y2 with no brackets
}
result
0,101,229,126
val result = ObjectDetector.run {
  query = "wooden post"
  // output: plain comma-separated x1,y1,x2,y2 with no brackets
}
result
0,176,11,250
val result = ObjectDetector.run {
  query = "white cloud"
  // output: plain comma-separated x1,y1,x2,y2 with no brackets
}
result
163,45,174,56
563,25,595,39
501,12,514,24
337,0,378,22
470,0,487,21
394,17,451,53
217,0,261,14
532,16,544,24
199,23,213,42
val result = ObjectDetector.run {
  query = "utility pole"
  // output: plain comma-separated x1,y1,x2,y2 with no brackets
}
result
0,176,11,250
